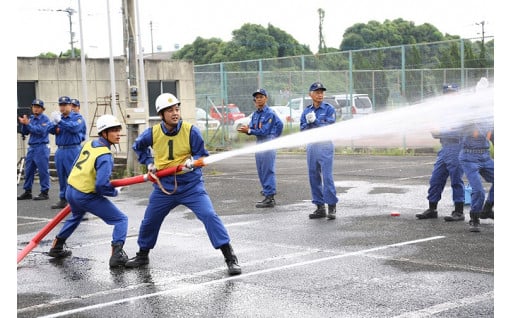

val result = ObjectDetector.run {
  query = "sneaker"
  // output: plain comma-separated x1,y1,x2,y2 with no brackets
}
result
33,192,49,200
17,191,32,200
309,205,326,219
444,211,465,222
327,205,336,220
415,208,438,219
51,199,68,209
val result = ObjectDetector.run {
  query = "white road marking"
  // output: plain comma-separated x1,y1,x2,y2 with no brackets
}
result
35,236,445,318
392,291,494,317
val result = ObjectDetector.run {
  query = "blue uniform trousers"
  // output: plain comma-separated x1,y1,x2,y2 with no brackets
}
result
57,186,128,244
427,144,464,203
55,145,81,199
306,141,338,206
459,152,494,213
23,144,50,193
255,149,277,196
136,181,230,250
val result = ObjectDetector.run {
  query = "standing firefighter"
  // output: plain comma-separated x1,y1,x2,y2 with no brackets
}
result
237,88,283,208
47,114,130,267
126,93,241,275
459,77,494,232
49,96,87,209
416,83,465,221
300,82,339,220
17,99,52,201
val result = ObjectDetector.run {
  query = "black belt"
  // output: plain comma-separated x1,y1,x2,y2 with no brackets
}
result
463,148,488,154
58,145,80,149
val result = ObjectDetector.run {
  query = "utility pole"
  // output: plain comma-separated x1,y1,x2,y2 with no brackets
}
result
475,21,486,67
57,7,77,58
318,8,326,53
150,21,154,56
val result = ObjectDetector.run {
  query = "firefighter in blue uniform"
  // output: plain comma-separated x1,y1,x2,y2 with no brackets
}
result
459,77,494,232
125,93,241,275
70,98,87,143
17,99,52,201
47,114,129,267
49,96,87,209
237,88,283,208
416,83,465,221
300,82,338,220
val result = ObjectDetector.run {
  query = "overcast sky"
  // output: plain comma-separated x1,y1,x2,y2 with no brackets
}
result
16,0,498,58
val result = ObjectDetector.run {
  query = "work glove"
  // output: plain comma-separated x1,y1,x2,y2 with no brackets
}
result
306,112,316,124
50,111,61,124
184,158,195,170
147,163,156,174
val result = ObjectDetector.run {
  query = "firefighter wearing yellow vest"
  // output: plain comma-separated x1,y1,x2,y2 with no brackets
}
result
47,114,130,268
125,93,241,275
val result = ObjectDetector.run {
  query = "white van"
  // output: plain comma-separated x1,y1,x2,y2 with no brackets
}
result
333,94,374,119
288,96,340,114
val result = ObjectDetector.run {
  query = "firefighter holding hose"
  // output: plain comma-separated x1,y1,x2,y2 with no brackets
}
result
46,114,130,268
125,93,242,275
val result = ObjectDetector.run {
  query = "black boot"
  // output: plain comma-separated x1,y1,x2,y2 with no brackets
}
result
48,237,72,258
444,202,464,221
480,201,494,219
220,243,241,276
51,198,68,209
33,191,49,200
109,243,129,268
124,249,150,268
17,190,32,200
256,195,275,208
327,204,336,220
416,202,438,219
309,204,326,219
469,213,481,232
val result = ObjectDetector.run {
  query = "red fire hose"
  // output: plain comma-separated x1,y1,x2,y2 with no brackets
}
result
17,158,205,264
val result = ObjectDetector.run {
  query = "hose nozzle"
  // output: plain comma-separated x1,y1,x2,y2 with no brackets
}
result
193,157,206,168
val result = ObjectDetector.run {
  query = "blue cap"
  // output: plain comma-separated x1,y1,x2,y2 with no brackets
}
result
70,98,80,106
31,99,44,108
252,88,268,97
58,96,71,104
309,82,327,91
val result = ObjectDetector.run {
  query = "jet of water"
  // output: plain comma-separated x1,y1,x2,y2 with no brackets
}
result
203,87,493,165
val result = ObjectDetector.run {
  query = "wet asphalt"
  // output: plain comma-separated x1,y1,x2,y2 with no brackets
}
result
17,153,495,317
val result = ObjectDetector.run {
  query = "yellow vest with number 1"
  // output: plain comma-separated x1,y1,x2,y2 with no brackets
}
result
151,122,191,174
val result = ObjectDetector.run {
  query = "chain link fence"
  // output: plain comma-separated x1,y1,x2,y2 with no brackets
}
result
194,38,494,150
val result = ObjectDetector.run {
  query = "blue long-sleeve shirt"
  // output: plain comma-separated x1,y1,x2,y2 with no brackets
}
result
20,113,52,145
49,112,86,146
300,101,337,131
247,105,283,143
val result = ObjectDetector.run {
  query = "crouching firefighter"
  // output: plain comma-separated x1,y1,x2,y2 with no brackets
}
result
48,114,130,268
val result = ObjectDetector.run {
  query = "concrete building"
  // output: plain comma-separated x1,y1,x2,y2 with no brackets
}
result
17,57,196,169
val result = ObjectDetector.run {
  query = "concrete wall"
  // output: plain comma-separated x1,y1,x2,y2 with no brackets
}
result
17,57,196,162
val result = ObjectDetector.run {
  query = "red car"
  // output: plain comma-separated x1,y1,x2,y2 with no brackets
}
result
210,104,245,124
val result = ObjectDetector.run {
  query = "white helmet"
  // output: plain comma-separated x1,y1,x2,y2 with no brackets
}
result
155,93,180,113
97,114,122,134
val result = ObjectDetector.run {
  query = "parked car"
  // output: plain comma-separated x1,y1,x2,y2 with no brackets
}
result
287,96,340,116
196,108,221,131
232,106,300,131
333,94,374,119
209,104,245,124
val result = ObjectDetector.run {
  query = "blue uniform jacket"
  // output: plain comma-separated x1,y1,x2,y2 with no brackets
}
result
300,101,336,131
132,120,209,192
49,112,86,146
248,105,282,143
21,113,52,145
